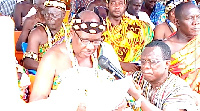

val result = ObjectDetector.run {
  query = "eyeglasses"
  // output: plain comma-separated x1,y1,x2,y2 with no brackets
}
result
140,59,164,68
75,31,102,46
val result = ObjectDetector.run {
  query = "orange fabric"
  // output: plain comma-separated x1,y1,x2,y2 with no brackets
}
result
63,10,70,23
29,74,35,93
14,31,23,65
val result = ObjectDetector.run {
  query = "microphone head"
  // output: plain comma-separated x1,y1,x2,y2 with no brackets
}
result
98,55,109,69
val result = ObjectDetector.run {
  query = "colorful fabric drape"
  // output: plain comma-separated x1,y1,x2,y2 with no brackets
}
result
16,62,30,103
102,15,153,63
38,22,71,61
169,35,200,94
150,2,166,26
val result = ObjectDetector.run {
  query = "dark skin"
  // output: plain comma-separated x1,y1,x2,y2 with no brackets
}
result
154,8,176,40
13,0,34,31
16,8,45,51
16,0,46,51
164,3,200,54
23,7,66,71
141,0,157,16
107,0,140,73
87,0,107,11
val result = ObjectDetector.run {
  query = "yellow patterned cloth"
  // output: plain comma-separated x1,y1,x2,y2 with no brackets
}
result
169,35,200,94
102,15,154,63
37,22,71,61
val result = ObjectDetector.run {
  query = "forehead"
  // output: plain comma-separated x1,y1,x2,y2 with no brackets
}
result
109,0,126,3
44,7,62,13
132,0,143,4
181,7,200,18
146,0,157,2
141,47,163,59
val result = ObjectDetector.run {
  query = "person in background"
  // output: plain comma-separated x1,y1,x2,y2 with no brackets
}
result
68,0,93,22
13,0,34,31
22,0,68,71
103,0,154,75
129,40,199,111
29,10,130,111
164,2,200,94
141,0,165,26
0,0,17,17
16,0,46,51
126,0,155,29
87,0,107,11
154,0,182,40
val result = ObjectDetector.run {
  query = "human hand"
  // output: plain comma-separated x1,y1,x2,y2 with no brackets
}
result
127,81,142,100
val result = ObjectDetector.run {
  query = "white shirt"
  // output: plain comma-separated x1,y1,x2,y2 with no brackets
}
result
125,11,155,29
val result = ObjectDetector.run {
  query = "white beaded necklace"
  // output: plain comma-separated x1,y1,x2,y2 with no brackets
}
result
66,38,99,79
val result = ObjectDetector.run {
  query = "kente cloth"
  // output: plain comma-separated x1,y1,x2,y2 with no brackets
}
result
16,61,31,103
169,35,200,94
132,71,199,110
35,22,71,61
150,2,166,26
102,15,154,63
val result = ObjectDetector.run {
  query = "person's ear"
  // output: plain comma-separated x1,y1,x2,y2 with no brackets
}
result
176,19,180,27
165,60,171,69
62,11,66,18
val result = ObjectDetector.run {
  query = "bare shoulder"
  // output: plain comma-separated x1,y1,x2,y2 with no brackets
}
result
154,22,168,40
39,42,71,73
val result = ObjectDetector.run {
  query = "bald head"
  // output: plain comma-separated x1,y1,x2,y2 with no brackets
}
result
175,2,198,20
79,10,101,23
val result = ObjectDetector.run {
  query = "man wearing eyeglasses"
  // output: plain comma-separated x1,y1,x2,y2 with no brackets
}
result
29,10,128,110
128,40,199,111
22,0,69,71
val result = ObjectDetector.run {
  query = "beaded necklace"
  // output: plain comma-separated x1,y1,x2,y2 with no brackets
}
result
66,37,99,80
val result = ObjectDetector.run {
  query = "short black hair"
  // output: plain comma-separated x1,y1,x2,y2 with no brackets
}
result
107,0,127,4
145,40,171,60
175,2,196,20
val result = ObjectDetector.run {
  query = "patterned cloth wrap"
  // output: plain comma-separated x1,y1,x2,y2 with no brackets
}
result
132,71,199,110
36,22,71,61
102,15,153,69
169,34,200,94
16,62,31,103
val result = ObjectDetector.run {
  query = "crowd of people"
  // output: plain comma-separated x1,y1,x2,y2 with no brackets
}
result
0,0,200,110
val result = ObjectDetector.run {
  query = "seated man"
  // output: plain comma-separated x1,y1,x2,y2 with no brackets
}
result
126,0,155,29
22,0,69,71
29,10,127,110
164,2,200,94
129,40,199,110
103,0,154,75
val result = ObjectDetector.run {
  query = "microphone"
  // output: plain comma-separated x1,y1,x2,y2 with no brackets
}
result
98,55,125,79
